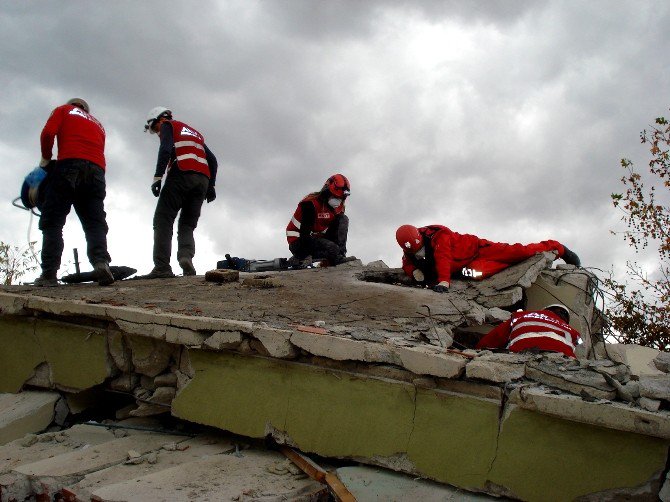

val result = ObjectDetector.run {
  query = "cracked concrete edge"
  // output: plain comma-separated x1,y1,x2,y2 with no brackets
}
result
508,385,670,440
289,330,400,364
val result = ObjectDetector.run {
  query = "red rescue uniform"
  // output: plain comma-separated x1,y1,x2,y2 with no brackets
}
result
286,193,345,244
168,120,210,178
476,309,581,357
401,225,565,285
40,104,106,169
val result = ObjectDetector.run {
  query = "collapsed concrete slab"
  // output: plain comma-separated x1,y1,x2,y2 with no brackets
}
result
0,391,60,445
1,259,669,501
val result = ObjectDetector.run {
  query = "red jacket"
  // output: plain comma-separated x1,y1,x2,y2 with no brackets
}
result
401,225,482,284
40,104,106,169
476,309,581,357
286,193,344,244
169,120,210,178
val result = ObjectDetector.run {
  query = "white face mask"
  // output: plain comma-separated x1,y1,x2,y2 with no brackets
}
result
328,197,342,209
414,246,426,259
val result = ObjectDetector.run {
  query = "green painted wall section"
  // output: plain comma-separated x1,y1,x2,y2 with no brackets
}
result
174,350,501,487
407,388,500,489
34,319,110,390
489,406,670,501
0,317,43,393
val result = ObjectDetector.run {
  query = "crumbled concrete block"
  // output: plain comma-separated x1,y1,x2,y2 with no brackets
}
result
127,336,175,378
0,391,60,445
638,375,670,401
129,402,169,417
290,331,398,364
24,362,53,389
606,344,665,377
166,326,207,346
395,346,467,378
115,319,167,340
109,374,139,393
53,398,69,426
365,260,389,269
659,470,670,502
203,330,243,351
526,359,616,400
639,397,662,412
476,287,523,308
466,353,528,383
169,314,253,334
154,372,177,387
148,387,176,405
252,327,297,359
484,307,512,323
0,292,28,315
107,331,131,373
653,352,670,373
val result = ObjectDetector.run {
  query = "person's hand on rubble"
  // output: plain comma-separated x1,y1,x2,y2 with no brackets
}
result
433,281,449,293
151,177,162,197
412,269,425,282
206,185,216,203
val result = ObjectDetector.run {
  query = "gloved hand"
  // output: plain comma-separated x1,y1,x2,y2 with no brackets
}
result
39,157,50,168
151,177,162,197
433,281,450,293
412,269,425,282
206,185,216,203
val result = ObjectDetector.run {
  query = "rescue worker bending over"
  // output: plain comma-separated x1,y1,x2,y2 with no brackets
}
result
142,107,218,278
396,224,580,293
286,174,350,267
476,304,581,358
35,98,114,287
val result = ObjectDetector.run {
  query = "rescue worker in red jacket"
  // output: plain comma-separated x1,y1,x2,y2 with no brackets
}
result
35,98,114,287
396,224,580,293
476,304,581,358
142,107,218,278
286,174,350,267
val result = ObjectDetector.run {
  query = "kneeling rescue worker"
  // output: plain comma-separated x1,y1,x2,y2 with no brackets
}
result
476,304,581,358
396,224,580,293
286,174,350,267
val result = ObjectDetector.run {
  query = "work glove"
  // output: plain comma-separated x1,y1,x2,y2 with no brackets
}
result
412,269,425,282
206,185,216,203
151,177,162,197
433,281,450,293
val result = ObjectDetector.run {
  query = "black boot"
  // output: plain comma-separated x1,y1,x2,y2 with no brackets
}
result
94,262,115,286
34,270,59,287
178,257,196,276
562,246,581,267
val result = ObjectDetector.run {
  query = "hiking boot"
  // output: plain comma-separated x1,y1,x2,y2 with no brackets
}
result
178,257,196,276
139,268,175,279
34,272,59,287
561,246,581,267
94,262,115,286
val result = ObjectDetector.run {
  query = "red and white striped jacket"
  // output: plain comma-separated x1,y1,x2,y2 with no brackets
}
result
286,193,343,244
170,120,210,178
476,309,581,357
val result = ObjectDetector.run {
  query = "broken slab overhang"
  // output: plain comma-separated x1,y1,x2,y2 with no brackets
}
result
1,257,669,501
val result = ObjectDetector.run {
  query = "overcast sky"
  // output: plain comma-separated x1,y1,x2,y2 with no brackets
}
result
2,1,669,284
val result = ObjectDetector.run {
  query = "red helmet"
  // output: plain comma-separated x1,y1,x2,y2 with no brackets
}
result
324,174,350,198
396,225,422,253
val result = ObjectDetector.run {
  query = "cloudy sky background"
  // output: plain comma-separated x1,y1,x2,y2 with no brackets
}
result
1,1,669,285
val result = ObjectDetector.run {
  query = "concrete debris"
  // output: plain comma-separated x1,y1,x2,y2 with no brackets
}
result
0,391,60,445
638,375,670,401
364,260,389,269
654,351,670,373
639,397,662,412
466,353,529,383
606,343,666,377
204,268,240,283
525,357,617,400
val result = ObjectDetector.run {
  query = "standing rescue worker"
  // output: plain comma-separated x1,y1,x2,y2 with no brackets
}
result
142,107,218,278
35,98,114,287
476,304,581,358
286,174,350,267
396,224,581,293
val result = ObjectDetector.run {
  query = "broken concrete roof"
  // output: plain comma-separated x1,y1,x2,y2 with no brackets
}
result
1,255,669,500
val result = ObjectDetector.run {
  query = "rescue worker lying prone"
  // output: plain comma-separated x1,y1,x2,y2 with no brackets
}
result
476,304,581,358
396,224,581,293
286,174,350,267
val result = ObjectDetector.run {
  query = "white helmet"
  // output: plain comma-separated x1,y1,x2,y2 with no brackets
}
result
144,106,172,133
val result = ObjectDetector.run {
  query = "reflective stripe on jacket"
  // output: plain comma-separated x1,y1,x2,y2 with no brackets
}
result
170,120,210,178
286,193,342,243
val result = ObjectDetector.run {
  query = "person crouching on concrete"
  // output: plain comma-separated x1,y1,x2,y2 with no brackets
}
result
286,174,350,267
476,304,581,358
395,224,581,293
141,107,218,278
35,98,114,287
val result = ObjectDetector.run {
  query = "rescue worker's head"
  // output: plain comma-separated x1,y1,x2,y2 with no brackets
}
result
144,106,172,134
544,304,570,323
321,174,350,209
396,225,424,257
67,98,90,113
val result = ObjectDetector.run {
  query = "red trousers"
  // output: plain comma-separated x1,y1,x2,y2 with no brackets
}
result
463,240,564,279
